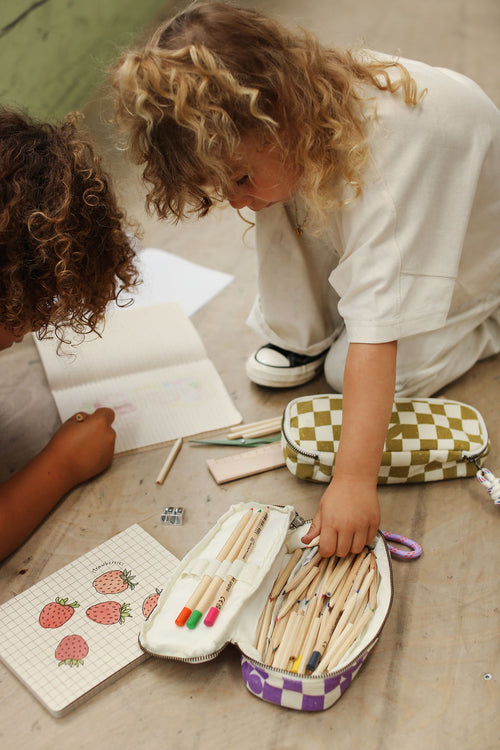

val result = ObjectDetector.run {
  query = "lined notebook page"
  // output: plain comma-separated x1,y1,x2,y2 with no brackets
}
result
0,525,178,717
34,302,241,453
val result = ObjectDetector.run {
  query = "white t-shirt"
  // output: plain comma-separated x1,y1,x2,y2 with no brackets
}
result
326,54,500,343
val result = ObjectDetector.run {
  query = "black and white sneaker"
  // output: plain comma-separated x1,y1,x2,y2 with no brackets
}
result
245,343,329,388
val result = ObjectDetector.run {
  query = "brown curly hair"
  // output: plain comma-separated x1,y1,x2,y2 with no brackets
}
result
110,1,425,225
0,108,139,344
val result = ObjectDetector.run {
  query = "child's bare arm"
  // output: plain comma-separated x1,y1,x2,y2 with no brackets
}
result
0,408,116,561
302,341,397,557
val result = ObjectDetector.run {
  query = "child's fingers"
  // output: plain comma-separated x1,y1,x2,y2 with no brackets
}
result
333,530,353,559
319,528,339,558
70,408,115,425
301,518,321,545
352,529,368,555
91,406,116,425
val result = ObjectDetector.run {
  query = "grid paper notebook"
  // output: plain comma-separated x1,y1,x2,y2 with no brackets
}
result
0,525,178,717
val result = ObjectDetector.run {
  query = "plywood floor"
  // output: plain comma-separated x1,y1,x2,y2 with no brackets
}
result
1,1,499,748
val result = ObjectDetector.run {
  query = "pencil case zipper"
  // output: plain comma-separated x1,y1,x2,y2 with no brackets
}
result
281,396,491,483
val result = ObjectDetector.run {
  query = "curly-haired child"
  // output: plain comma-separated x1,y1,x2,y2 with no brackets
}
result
0,108,139,561
110,1,500,558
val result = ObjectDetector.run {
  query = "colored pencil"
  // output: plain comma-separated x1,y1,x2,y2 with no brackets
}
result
184,510,256,629
282,551,321,594
256,598,275,658
369,552,378,610
316,568,375,673
297,616,322,674
155,437,182,485
204,508,269,626
227,417,281,439
175,508,254,626
276,565,320,621
323,609,374,674
269,548,302,601
305,554,357,672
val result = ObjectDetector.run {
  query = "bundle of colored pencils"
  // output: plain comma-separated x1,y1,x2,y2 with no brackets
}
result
227,416,282,440
175,508,269,629
255,544,378,675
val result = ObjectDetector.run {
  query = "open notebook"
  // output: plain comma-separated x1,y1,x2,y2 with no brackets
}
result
34,301,241,454
0,525,179,717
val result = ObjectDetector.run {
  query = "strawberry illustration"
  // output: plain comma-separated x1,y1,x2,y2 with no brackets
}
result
92,569,137,594
55,635,89,667
142,589,162,620
39,597,80,628
86,601,132,625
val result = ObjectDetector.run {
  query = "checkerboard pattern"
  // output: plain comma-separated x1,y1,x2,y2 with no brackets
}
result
282,395,489,484
241,648,372,711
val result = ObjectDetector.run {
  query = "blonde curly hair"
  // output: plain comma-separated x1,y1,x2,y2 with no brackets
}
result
0,108,139,345
111,1,424,223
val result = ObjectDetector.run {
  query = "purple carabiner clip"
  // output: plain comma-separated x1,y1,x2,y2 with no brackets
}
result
381,531,422,560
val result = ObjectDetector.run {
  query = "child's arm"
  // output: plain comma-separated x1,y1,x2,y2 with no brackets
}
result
302,340,397,557
0,408,116,562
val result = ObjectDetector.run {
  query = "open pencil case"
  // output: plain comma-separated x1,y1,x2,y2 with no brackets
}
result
281,395,498,497
139,502,394,711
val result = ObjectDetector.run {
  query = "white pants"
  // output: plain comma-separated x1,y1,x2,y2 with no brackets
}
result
247,202,500,397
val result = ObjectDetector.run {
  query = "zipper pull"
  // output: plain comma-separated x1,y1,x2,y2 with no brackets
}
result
476,467,500,505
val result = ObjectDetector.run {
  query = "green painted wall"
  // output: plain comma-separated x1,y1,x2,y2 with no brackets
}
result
0,0,173,119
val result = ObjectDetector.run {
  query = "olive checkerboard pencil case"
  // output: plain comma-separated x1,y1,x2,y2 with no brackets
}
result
281,395,494,489
139,502,394,712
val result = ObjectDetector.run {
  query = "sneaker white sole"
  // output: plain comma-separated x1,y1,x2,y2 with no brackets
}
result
245,354,326,388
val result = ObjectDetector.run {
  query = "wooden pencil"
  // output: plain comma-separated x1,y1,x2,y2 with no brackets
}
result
155,437,182,485
184,510,256,628
238,424,282,439
324,553,355,597
305,554,357,672
204,508,269,626
276,565,321,620
297,616,322,674
305,557,329,602
282,551,321,594
265,609,291,665
269,548,302,600
369,552,378,611
227,416,281,439
304,534,321,548
349,550,371,595
323,608,374,674
256,598,275,659
273,610,302,670
175,508,254,626
317,568,375,672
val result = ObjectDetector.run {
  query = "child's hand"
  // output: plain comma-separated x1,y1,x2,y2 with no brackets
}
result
301,476,380,558
44,408,116,488
0,408,116,561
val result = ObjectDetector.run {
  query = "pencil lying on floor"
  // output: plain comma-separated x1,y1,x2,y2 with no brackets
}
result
227,416,282,439
155,438,182,485
175,508,254,627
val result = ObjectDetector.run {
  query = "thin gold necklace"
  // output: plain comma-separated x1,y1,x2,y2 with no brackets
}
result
293,197,310,238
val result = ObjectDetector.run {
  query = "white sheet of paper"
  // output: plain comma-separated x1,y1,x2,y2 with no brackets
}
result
130,247,233,315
